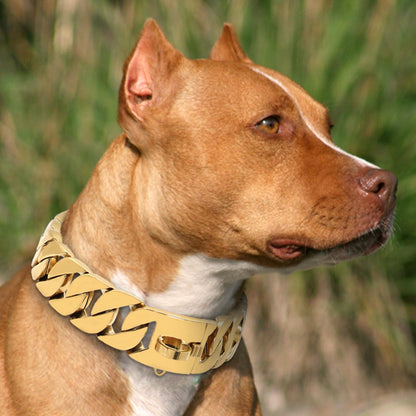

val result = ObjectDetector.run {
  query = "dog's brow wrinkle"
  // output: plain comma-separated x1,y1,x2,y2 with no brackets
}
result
249,66,378,169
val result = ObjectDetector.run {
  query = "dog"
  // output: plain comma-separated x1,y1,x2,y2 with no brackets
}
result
0,19,397,416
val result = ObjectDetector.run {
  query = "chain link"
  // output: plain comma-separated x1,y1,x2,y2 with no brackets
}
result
31,212,246,375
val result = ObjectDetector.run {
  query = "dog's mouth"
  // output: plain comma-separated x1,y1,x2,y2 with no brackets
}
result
268,218,393,265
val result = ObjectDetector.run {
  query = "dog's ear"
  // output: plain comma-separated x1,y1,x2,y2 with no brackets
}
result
210,24,252,63
118,19,183,130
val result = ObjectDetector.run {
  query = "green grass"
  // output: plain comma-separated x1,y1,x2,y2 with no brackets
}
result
1,0,416,390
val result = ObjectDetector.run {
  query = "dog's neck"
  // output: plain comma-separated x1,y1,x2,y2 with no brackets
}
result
60,134,261,415
62,135,173,293
61,134,259,319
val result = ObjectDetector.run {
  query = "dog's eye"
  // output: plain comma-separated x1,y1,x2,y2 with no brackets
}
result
256,116,280,134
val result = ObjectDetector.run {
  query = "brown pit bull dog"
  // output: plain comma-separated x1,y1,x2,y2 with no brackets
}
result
0,19,397,416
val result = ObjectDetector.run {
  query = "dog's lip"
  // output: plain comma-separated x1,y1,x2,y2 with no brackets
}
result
267,223,392,263
267,239,309,261
317,227,389,265
353,227,390,256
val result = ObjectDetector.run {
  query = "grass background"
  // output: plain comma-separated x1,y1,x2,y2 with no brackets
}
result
1,0,416,413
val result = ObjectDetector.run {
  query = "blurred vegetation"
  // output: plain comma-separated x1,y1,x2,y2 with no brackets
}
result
1,0,416,413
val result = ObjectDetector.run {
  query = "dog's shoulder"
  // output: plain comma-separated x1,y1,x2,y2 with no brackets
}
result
185,340,262,416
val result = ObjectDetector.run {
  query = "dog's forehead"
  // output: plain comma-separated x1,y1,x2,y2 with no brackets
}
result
183,59,331,142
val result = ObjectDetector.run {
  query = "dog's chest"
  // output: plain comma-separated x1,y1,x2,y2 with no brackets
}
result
112,254,264,415
119,353,201,416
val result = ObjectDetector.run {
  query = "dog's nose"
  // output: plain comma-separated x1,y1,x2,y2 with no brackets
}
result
359,169,398,205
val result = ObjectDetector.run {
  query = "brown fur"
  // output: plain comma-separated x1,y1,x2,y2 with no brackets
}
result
0,19,396,415
0,267,131,416
184,342,261,416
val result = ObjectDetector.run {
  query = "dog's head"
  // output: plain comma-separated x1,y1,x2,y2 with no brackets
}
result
117,19,397,272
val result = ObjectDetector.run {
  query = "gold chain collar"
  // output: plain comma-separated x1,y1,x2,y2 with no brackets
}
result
31,212,246,375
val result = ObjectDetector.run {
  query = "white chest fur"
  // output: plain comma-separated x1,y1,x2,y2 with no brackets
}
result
118,353,201,416
112,254,266,416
